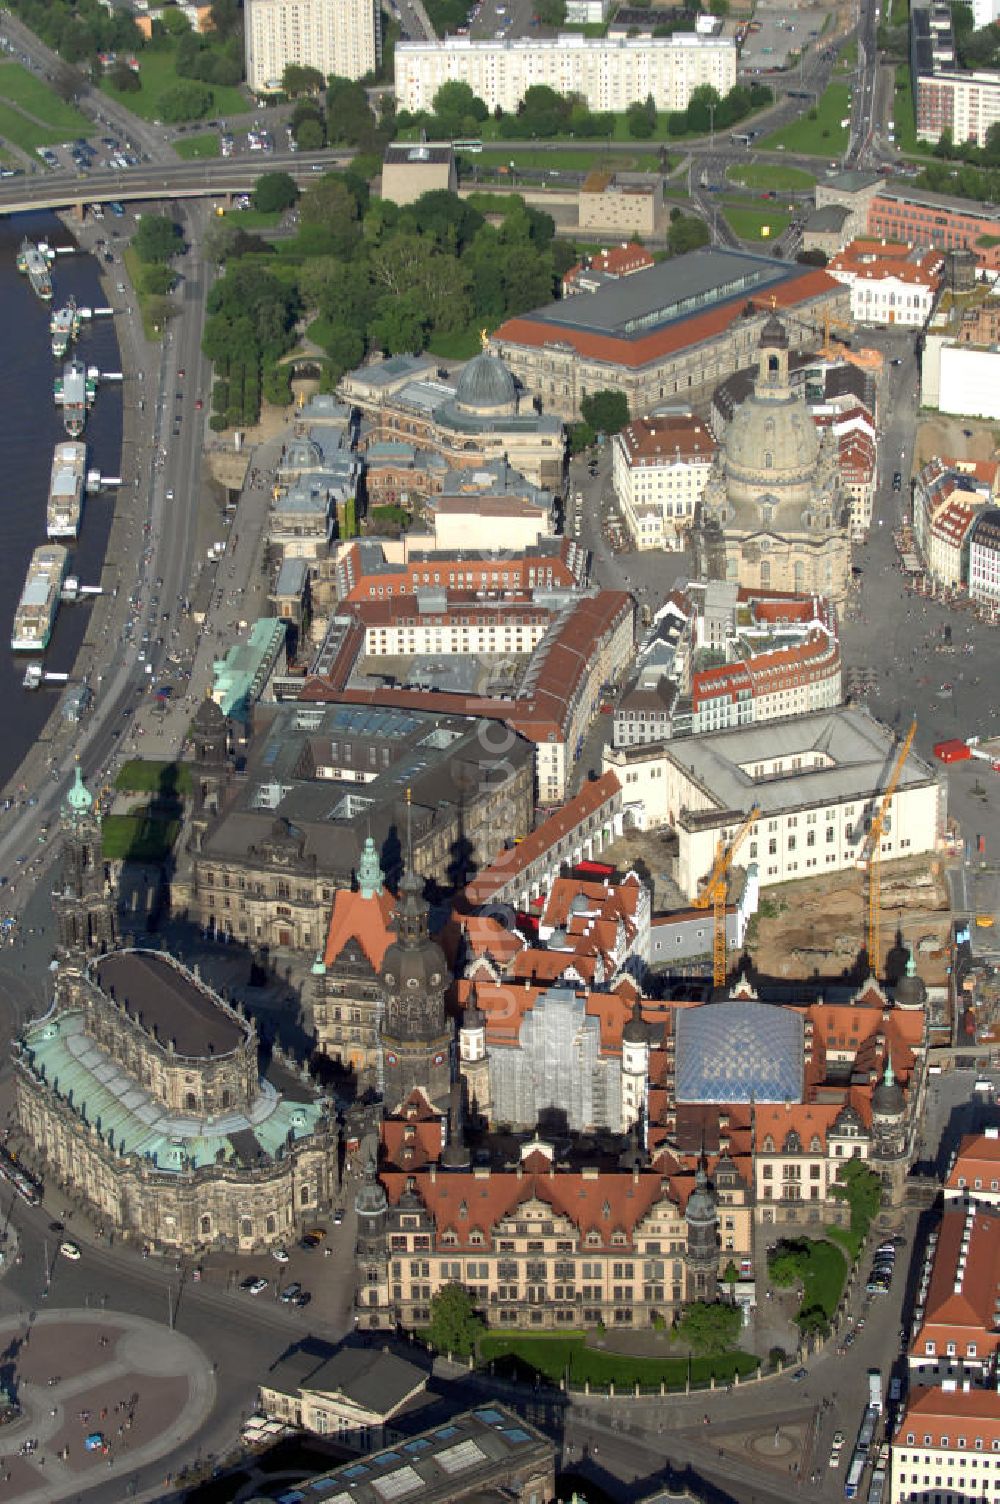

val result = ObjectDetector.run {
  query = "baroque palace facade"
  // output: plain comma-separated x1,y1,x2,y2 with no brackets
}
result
12,771,338,1253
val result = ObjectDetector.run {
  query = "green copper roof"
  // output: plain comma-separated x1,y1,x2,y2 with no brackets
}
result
21,1009,323,1173
65,765,93,817
358,836,384,900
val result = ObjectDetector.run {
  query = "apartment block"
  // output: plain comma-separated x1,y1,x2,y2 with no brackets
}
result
245,0,380,92
394,33,736,115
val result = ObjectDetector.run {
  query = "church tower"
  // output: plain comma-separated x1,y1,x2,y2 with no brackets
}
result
354,1150,390,1329
188,695,229,853
870,1055,908,1213
684,1165,719,1302
53,766,116,958
378,800,453,1115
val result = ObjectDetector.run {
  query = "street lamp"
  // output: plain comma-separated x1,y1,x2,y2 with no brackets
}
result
709,101,716,151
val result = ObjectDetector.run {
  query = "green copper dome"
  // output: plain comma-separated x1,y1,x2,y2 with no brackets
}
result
65,765,94,817
358,836,384,900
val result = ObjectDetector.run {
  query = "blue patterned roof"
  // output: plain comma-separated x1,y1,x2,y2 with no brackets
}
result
675,1000,804,1104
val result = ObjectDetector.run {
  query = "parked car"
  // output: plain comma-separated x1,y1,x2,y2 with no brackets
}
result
271,1246,290,1263
279,1282,302,1303
59,1241,81,1260
247,1277,269,1295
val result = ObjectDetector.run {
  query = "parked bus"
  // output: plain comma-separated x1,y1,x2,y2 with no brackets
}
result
845,1451,866,1499
454,139,483,153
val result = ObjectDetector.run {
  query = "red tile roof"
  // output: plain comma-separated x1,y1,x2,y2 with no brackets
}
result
380,1165,683,1250
899,1387,1000,1448
323,886,397,972
495,270,842,370
463,770,621,906
912,1206,1000,1360
945,1132,1000,1195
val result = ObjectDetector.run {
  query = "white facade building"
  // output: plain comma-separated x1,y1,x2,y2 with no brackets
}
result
393,33,737,115
938,343,1000,421
612,415,717,552
245,0,380,92
825,243,943,328
969,507,1000,606
603,707,943,898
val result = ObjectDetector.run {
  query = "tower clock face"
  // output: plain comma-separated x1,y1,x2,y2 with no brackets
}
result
384,974,395,987
386,1052,398,1066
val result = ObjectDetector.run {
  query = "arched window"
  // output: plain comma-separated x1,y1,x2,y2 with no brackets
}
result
768,354,779,374
266,1213,277,1235
794,562,805,591
221,1090,231,1111
300,1184,311,1206
764,452,773,469
760,561,771,586
186,1092,197,1112
240,1217,253,1240
200,1214,212,1236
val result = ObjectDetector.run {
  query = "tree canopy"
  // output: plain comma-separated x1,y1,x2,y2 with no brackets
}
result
580,389,629,435
677,1300,742,1356
253,171,299,213
426,1284,484,1358
132,213,182,264
282,62,325,96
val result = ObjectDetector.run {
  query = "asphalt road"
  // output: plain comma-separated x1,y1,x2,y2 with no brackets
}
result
0,12,176,170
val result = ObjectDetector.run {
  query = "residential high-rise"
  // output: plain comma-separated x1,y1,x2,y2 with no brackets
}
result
394,33,736,116
245,0,381,93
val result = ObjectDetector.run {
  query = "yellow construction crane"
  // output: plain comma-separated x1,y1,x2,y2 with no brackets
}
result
861,719,916,976
693,805,761,988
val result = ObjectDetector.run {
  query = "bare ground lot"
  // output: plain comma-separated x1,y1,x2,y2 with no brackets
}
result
914,413,1000,472
748,859,952,982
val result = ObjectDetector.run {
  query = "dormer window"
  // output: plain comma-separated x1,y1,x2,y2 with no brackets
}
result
586,1230,601,1247
946,1342,956,1356
968,1343,978,1357
469,1229,484,1246
925,1340,936,1355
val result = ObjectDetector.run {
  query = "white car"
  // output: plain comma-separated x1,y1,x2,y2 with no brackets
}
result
271,1246,290,1264
59,1241,81,1260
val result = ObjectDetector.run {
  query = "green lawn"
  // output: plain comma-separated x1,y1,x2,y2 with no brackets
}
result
101,46,248,123
759,81,852,156
477,1333,759,1390
799,1238,848,1318
0,97,81,152
101,813,180,863
0,63,91,133
123,244,169,341
228,205,282,228
834,38,859,73
114,759,191,796
726,162,815,191
174,132,220,160
720,198,793,241
890,0,909,26
464,146,663,173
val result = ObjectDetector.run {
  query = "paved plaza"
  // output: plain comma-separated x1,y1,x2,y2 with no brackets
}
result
0,1310,213,1502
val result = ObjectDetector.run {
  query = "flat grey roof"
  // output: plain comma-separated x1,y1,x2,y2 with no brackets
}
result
806,204,852,231
303,1406,551,1504
521,249,801,341
94,951,246,1058
824,170,881,193
877,180,1000,223
662,707,937,816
